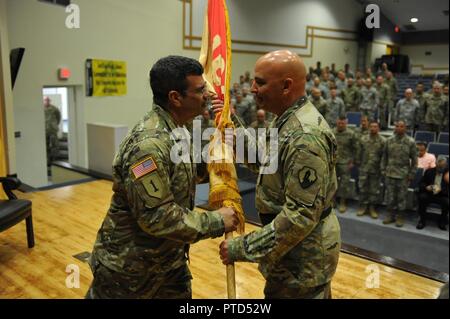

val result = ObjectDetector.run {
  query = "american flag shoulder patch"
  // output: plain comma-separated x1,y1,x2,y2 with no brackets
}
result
131,156,157,179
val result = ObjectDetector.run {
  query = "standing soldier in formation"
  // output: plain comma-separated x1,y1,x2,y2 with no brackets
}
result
86,56,238,299
381,120,418,228
341,78,361,112
357,121,385,219
359,78,379,121
335,71,347,94
424,82,448,134
326,88,346,128
375,75,390,130
310,87,328,118
353,115,370,142
415,82,429,125
219,50,341,299
44,96,61,172
385,71,399,116
394,88,419,131
334,117,359,213
250,109,269,129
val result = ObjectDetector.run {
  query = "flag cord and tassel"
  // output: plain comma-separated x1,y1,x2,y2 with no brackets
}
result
199,0,245,299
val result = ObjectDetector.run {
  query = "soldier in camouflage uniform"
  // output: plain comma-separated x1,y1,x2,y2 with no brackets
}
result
86,56,238,299
44,96,61,169
357,121,385,218
375,75,390,129
341,77,361,112
218,50,341,299
381,121,418,228
312,76,329,99
415,82,430,124
335,71,347,95
334,117,359,213
385,72,399,117
394,88,419,130
326,88,346,128
359,78,379,121
310,87,328,119
353,115,370,142
250,109,270,130
423,82,448,133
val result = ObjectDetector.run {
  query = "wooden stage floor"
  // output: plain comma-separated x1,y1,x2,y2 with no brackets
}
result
0,180,444,299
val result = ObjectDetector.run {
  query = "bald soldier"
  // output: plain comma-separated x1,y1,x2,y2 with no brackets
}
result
394,88,419,130
86,56,238,299
217,50,341,299
250,109,270,129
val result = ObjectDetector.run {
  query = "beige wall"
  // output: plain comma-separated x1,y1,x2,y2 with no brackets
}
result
0,0,16,175
6,0,362,187
400,44,449,75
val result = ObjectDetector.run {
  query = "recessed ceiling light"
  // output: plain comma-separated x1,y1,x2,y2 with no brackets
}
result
410,18,419,23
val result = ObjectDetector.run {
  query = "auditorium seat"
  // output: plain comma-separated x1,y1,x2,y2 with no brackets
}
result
428,142,449,158
415,131,436,143
346,112,361,127
438,132,449,144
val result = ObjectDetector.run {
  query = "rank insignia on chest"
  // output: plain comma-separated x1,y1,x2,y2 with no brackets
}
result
131,156,157,179
299,166,317,189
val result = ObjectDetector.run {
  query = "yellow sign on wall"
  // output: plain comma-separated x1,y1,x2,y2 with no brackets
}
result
86,59,127,96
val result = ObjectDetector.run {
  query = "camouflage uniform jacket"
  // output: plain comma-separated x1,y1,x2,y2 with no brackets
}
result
415,91,430,123
385,77,399,101
381,133,418,180
341,86,362,112
334,128,360,165
359,87,379,113
326,97,346,126
358,134,385,174
89,104,225,282
228,97,341,288
394,98,419,128
424,94,448,126
45,104,61,135
375,83,390,108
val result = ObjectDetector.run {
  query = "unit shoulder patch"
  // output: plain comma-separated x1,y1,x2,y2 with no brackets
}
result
299,166,318,189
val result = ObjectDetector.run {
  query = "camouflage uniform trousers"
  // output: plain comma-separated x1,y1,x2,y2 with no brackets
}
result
358,173,382,206
336,163,353,199
264,279,332,299
385,177,409,212
46,133,59,165
85,263,192,299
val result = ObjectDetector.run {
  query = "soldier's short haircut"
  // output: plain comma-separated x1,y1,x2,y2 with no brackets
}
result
150,55,204,107
338,115,347,120
369,120,379,126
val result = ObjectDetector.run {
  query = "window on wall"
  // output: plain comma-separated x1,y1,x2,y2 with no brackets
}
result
38,0,71,7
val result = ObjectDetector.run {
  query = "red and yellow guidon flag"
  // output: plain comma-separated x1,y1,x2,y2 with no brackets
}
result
199,0,245,234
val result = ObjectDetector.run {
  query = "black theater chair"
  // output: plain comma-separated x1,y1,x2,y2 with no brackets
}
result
0,177,34,248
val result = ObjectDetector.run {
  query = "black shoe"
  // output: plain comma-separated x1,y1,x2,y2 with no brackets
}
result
416,220,426,230
438,222,448,231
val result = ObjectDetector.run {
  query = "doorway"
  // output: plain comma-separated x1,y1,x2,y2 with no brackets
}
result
42,86,88,186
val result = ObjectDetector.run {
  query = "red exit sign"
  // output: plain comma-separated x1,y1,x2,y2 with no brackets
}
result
58,67,71,80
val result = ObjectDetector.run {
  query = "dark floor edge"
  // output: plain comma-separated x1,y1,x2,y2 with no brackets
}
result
244,220,449,284
37,177,97,191
52,161,113,181
341,243,449,283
